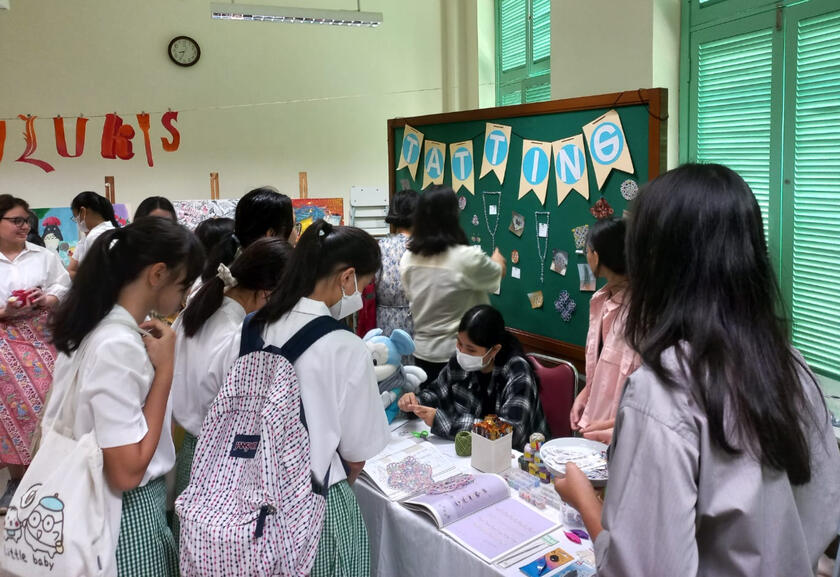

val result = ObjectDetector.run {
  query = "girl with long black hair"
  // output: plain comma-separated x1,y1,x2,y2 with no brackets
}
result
555,164,840,575
45,217,204,576
398,304,547,448
68,190,120,276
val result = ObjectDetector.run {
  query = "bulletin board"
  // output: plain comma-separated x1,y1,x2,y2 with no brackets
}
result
387,89,667,365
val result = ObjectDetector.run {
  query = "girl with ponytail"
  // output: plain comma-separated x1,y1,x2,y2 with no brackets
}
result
249,219,390,576
46,217,203,576
171,237,291,531
68,190,121,277
398,304,548,448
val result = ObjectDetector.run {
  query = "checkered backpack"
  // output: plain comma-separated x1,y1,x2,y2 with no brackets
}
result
175,314,344,577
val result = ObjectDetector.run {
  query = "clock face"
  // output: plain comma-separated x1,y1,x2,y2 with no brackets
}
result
168,36,200,67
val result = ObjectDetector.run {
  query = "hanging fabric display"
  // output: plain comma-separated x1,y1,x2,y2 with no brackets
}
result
479,123,511,184
518,140,552,205
397,124,424,179
582,109,635,190
449,140,475,195
482,191,501,252
422,140,446,189
552,134,589,204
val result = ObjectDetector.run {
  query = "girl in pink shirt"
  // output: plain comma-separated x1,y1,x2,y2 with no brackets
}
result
570,219,639,443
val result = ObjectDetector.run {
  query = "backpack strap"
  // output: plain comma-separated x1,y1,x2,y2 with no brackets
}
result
238,313,350,497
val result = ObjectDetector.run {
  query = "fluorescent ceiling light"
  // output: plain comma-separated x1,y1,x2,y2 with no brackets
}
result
210,3,383,27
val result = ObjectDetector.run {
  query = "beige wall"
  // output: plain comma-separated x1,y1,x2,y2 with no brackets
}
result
0,0,452,210
551,0,680,168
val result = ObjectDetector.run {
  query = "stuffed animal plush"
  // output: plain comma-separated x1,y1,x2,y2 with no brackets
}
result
363,328,427,423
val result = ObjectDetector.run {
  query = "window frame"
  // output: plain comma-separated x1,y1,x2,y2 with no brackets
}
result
496,0,551,106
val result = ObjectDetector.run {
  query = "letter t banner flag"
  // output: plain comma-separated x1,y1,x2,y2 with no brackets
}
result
449,140,475,195
397,125,424,179
479,122,512,185
422,140,446,189
582,109,635,190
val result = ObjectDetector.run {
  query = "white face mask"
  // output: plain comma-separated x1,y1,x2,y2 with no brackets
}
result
456,349,491,372
328,272,363,320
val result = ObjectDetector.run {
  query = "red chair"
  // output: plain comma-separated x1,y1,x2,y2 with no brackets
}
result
527,353,580,439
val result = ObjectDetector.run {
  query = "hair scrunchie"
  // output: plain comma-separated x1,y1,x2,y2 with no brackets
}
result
216,263,238,289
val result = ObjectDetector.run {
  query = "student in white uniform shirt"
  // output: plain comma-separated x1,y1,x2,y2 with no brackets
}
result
170,237,291,538
46,217,203,577
67,191,120,277
247,219,390,577
0,195,71,511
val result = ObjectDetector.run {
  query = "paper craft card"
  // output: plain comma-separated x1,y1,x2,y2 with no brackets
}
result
578,264,596,292
551,249,568,275
509,211,525,237
519,547,575,577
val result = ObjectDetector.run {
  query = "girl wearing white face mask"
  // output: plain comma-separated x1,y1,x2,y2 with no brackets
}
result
68,191,121,279
398,305,548,449
236,219,390,577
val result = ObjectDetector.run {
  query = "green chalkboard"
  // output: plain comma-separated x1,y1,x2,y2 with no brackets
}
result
388,90,667,361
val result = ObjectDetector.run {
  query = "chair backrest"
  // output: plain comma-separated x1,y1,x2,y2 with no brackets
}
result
527,353,579,439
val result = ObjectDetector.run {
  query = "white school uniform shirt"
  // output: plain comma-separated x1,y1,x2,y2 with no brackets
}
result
172,296,246,437
0,241,71,301
399,244,502,363
212,297,391,487
73,220,115,263
43,305,176,545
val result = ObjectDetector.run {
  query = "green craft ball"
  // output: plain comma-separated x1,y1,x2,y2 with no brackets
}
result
455,431,472,456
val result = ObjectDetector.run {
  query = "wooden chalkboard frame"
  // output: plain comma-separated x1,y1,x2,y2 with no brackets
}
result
386,88,667,371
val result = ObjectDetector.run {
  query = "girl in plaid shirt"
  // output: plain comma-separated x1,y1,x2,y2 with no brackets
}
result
398,305,548,448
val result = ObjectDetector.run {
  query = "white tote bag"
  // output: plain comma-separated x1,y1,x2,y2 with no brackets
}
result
1,335,119,576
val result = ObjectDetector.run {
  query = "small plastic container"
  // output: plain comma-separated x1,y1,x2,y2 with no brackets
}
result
470,431,513,473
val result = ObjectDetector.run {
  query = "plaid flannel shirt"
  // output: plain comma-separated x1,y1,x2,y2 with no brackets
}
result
417,355,549,448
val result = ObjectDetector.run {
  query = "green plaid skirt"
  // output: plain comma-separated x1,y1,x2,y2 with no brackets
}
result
116,476,179,577
171,431,198,547
311,480,370,577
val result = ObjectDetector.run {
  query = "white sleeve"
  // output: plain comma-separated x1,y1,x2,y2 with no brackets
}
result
43,250,71,301
83,336,150,449
461,246,502,292
335,338,390,462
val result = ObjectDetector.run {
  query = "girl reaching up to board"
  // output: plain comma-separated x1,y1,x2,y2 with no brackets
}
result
45,217,204,576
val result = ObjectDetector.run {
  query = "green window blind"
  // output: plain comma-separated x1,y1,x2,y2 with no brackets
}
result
531,0,551,62
790,10,840,377
500,0,527,72
695,29,774,237
497,0,551,106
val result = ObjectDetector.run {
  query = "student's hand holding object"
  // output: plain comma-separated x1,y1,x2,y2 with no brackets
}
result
397,392,437,427
140,318,176,380
554,462,604,540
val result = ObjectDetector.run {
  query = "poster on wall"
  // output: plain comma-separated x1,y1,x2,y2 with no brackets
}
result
174,199,239,231
292,198,344,235
33,204,131,267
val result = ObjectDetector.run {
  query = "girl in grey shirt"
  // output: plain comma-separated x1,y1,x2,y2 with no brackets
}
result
556,164,840,576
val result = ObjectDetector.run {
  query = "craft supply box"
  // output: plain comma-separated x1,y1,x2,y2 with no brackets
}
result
471,432,512,474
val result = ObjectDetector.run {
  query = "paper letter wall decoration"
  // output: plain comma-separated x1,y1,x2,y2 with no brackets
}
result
0,121,5,164
582,109,634,190
160,111,180,152
397,124,424,179
53,116,88,158
449,140,475,195
101,113,136,160
16,115,55,173
479,122,511,184
552,134,589,204
518,139,552,205
422,140,446,189
136,113,155,167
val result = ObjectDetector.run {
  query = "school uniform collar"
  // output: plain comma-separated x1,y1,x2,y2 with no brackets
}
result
293,297,332,317
107,304,141,327
0,241,45,263
220,296,246,321
88,221,114,235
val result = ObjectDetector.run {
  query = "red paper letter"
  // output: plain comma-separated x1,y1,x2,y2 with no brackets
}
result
15,115,55,173
0,121,5,164
136,113,154,167
160,111,180,152
101,113,135,160
53,116,88,158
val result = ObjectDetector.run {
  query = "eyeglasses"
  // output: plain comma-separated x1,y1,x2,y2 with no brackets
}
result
1,217,31,229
